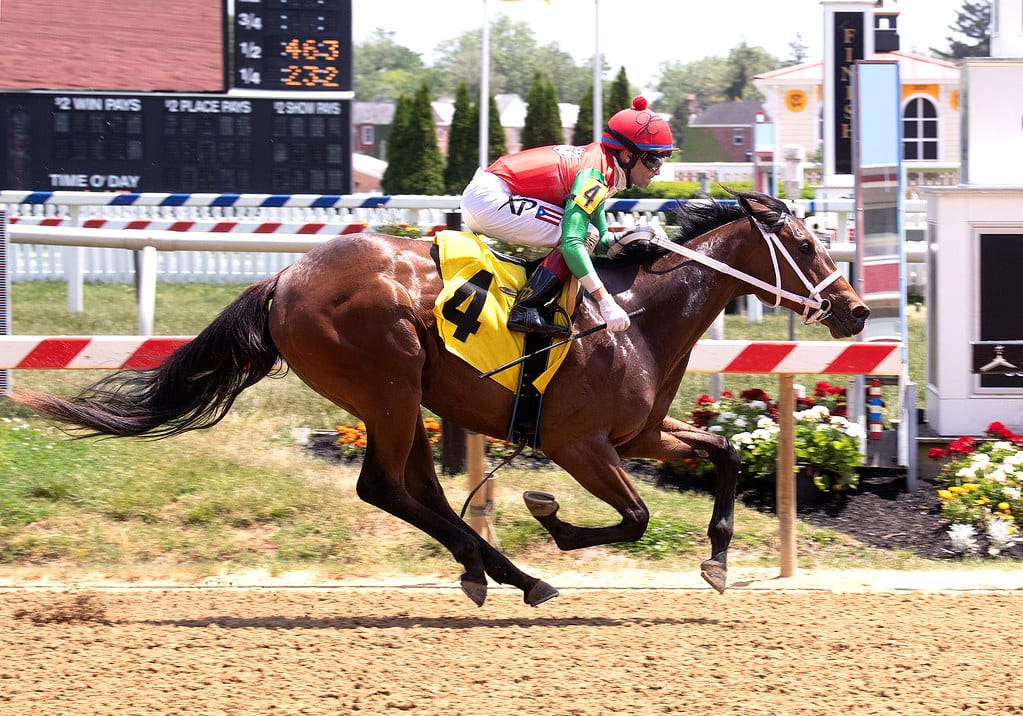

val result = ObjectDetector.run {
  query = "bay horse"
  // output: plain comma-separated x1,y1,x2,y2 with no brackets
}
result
15,189,869,607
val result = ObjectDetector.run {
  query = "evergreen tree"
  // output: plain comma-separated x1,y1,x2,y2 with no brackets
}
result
573,85,594,145
382,94,413,193
403,83,445,195
605,67,631,122
485,94,507,163
521,73,562,149
443,83,477,194
932,0,990,59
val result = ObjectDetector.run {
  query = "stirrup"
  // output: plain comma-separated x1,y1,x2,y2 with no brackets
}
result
508,307,570,338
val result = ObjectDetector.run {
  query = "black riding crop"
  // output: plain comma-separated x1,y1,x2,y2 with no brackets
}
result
478,307,646,379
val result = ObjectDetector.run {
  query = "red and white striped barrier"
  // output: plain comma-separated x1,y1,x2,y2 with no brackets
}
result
0,336,903,374
8,216,452,237
0,336,191,370
688,340,902,375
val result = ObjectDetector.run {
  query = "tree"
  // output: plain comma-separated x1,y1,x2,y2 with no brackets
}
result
382,85,444,195
784,33,809,66
381,94,413,193
932,0,990,59
573,85,594,145
484,94,507,163
723,43,775,102
521,73,562,149
605,67,631,121
404,83,446,194
443,83,477,194
430,15,593,101
353,29,436,101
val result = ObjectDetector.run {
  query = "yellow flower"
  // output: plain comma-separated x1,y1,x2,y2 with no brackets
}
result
975,497,990,505
963,483,980,492
938,489,953,500
998,502,1012,511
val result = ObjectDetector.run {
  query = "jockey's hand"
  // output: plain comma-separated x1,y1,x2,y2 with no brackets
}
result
605,225,668,260
597,296,631,332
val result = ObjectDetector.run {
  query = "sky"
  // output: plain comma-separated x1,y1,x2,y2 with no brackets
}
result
351,0,968,90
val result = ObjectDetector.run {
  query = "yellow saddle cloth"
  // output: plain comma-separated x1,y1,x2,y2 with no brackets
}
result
432,230,576,393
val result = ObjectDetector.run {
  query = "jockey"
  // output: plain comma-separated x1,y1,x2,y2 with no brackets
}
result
460,96,676,339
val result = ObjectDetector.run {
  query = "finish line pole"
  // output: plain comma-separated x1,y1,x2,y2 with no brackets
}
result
777,374,797,577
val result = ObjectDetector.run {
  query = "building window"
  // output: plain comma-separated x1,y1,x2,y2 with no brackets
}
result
903,97,938,161
361,124,374,146
732,128,745,145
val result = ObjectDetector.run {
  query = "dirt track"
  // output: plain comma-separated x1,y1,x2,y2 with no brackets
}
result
3,583,1022,715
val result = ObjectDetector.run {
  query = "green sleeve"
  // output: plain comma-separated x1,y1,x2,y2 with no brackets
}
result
561,168,609,279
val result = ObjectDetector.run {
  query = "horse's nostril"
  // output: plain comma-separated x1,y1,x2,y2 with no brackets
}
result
853,304,870,319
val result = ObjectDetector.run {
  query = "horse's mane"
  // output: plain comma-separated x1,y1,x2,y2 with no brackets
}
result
594,190,792,266
673,191,791,243
673,198,746,244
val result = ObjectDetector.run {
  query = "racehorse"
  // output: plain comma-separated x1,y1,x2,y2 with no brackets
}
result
15,189,869,607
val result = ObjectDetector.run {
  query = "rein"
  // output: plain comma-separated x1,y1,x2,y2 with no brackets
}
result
650,217,842,325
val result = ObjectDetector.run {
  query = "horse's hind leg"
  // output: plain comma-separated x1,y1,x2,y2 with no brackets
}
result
400,421,558,607
358,413,556,607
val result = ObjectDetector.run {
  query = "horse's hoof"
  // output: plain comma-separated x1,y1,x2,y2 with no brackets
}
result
523,490,559,518
524,580,559,607
700,560,727,594
460,575,488,607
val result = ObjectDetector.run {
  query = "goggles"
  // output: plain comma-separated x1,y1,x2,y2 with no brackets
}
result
638,152,664,172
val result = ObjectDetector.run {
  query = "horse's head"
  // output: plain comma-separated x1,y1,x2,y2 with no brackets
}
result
725,188,869,339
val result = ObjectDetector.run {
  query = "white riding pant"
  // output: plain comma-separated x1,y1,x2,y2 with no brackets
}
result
459,169,565,249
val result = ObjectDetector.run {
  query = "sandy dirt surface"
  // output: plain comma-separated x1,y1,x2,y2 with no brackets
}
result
3,569,1023,715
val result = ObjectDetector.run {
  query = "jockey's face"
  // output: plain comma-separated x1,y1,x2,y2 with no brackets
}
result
622,149,660,188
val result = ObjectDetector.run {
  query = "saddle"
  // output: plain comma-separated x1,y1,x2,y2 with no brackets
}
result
432,231,578,447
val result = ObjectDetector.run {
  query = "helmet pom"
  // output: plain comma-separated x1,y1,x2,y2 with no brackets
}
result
632,96,648,111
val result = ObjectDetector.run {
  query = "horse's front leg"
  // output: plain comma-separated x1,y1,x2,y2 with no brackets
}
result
525,438,650,550
617,417,739,593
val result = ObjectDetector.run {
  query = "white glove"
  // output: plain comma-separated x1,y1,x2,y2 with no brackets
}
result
605,225,669,260
597,296,631,332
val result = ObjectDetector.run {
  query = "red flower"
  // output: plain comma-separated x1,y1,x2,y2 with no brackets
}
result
985,421,1020,441
927,447,947,461
721,391,733,398
696,394,716,406
740,388,771,403
947,436,976,456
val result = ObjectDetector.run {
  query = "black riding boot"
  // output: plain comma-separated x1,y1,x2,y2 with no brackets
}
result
507,266,571,338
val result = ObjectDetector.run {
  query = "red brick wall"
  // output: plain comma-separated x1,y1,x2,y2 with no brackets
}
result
0,0,223,91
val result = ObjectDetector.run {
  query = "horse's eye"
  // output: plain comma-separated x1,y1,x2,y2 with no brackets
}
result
799,240,813,255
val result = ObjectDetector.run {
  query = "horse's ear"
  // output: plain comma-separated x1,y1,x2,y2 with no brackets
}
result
725,187,786,230
721,185,757,217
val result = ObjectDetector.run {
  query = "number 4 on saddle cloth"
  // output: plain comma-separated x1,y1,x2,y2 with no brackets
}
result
432,231,579,446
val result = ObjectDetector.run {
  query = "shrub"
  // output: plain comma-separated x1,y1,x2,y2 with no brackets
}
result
674,383,864,493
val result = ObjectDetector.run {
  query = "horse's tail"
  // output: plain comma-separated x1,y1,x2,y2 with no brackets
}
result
15,276,283,439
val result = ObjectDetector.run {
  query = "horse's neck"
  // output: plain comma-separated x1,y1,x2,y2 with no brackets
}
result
648,230,749,335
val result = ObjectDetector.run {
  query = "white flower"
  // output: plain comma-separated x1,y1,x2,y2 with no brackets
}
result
1003,487,1021,500
986,519,1019,554
947,523,979,556
749,400,768,412
956,465,977,479
708,425,723,434
756,416,775,430
988,467,1009,484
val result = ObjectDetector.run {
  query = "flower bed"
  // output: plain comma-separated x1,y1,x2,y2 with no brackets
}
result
670,382,866,495
928,422,1023,557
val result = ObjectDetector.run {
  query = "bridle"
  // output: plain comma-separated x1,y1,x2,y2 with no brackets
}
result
649,215,843,325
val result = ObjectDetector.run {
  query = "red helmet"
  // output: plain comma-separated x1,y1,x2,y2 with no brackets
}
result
602,96,675,156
